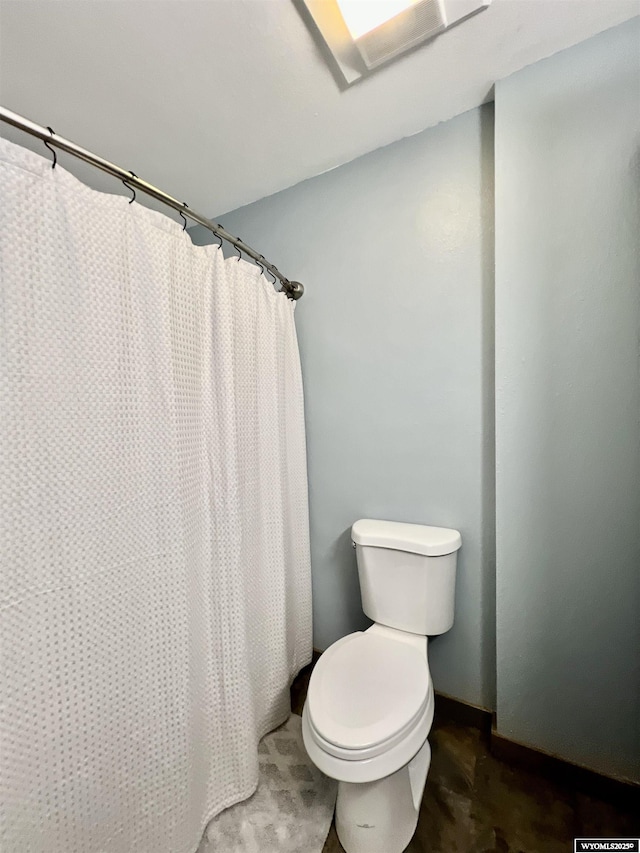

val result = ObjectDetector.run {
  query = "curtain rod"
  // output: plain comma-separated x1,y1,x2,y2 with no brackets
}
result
0,106,304,300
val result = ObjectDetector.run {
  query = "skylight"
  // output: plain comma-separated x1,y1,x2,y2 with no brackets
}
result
336,0,422,40
297,0,492,87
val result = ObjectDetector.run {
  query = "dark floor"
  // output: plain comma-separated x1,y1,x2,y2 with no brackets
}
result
291,661,640,853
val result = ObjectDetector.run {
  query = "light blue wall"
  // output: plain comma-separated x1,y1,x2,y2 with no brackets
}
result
495,18,640,782
193,105,496,709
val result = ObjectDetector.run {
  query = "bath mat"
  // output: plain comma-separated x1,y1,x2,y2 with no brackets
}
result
201,714,337,853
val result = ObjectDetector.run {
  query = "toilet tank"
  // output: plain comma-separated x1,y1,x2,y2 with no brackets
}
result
351,519,461,636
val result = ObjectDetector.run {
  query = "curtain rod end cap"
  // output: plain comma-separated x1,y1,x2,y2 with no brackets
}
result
286,281,304,300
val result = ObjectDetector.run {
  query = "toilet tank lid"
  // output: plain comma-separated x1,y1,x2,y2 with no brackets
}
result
351,519,461,556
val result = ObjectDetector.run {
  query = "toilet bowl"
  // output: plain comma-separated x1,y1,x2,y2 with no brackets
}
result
302,624,434,853
302,519,461,853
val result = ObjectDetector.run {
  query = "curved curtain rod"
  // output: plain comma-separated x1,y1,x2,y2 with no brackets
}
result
0,106,304,300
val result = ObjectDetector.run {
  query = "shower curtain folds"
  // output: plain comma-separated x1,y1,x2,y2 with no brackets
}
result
0,106,304,301
0,137,312,853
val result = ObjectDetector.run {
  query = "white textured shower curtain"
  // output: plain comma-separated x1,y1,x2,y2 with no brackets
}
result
0,137,312,853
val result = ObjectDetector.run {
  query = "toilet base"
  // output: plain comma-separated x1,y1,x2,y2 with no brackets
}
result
334,737,431,853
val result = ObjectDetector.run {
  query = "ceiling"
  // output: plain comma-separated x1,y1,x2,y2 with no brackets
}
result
0,1,637,220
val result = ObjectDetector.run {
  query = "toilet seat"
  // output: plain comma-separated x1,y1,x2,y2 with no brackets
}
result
306,631,430,759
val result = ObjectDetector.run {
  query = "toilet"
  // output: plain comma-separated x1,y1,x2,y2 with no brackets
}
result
302,519,461,853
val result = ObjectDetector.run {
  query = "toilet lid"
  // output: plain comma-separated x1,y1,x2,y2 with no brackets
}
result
307,632,429,752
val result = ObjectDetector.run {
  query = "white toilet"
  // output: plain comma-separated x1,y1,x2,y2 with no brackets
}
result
302,519,461,853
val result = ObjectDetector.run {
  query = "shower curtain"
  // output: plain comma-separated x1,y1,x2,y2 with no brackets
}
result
0,137,312,853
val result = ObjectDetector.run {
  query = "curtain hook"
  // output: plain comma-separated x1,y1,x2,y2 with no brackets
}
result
233,240,243,262
214,226,223,250
43,127,57,169
179,202,189,231
256,254,269,277
260,256,275,283
122,171,137,204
